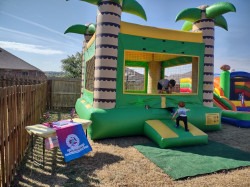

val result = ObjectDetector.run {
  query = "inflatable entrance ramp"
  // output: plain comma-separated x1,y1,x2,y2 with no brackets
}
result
144,120,208,148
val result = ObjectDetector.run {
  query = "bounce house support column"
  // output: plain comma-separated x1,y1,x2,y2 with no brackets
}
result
220,70,230,98
147,61,161,94
82,34,94,96
93,1,122,109
81,44,85,97
193,16,215,107
192,57,198,93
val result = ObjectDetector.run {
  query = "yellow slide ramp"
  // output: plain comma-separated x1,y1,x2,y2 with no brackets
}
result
144,119,208,148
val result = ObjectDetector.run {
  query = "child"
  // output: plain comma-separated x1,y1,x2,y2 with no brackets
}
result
157,78,176,94
172,101,190,132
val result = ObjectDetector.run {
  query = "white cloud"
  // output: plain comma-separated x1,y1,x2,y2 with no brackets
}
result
0,26,67,45
0,41,64,55
0,11,80,43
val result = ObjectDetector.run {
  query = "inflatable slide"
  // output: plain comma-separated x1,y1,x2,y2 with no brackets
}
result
144,119,208,148
214,76,250,127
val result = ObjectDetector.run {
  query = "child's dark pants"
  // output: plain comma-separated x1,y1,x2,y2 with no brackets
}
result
176,116,188,131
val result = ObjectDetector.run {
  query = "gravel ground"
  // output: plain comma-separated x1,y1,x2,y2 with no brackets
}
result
12,113,250,187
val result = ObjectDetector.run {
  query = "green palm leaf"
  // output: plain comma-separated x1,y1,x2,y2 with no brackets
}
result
122,0,147,21
214,15,228,31
80,0,99,5
206,2,236,18
175,8,201,22
181,21,193,31
64,24,88,35
80,0,146,20
80,0,121,5
112,0,121,4
87,23,96,33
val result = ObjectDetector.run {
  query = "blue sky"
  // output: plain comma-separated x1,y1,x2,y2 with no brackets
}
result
0,0,249,73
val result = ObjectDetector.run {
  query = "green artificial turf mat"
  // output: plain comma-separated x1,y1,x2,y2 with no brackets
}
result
134,141,250,180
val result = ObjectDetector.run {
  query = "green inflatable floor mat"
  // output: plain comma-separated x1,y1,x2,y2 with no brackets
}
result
144,119,208,148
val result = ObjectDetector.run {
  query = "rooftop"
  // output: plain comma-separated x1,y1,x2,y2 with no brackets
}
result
0,48,42,71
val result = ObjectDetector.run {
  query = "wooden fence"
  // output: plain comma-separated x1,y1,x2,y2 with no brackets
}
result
0,83,47,187
0,69,47,87
47,77,81,109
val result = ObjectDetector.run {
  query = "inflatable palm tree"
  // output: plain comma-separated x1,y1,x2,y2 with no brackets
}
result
65,23,96,44
175,2,236,107
64,23,96,95
80,0,147,109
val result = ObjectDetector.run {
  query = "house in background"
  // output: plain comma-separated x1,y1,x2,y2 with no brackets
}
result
0,48,47,87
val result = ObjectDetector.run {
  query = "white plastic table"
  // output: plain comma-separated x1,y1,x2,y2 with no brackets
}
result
25,118,92,166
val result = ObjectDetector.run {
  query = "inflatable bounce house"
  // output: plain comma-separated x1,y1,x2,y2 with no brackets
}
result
65,1,236,148
214,65,250,127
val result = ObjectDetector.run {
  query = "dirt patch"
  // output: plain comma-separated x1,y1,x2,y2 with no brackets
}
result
12,112,250,187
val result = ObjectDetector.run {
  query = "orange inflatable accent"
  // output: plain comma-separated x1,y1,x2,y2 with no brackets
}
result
214,77,224,96
214,87,224,96
214,77,220,87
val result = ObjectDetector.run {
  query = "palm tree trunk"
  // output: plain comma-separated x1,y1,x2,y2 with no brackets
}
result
94,0,122,109
193,14,215,107
84,34,93,44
